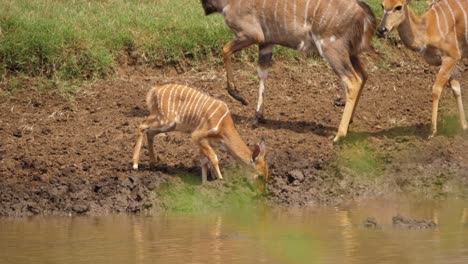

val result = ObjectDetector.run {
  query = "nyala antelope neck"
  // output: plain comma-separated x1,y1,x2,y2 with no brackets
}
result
378,0,468,137
201,0,377,142
132,84,268,191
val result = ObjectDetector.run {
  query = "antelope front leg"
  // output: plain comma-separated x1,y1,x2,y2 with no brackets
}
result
147,131,158,168
350,56,368,123
197,139,223,180
255,44,273,124
132,124,148,170
430,58,457,139
223,38,254,105
200,154,210,184
334,75,363,142
449,79,468,131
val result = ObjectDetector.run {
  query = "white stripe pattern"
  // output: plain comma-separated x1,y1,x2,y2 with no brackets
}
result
304,0,312,27
167,84,176,117
293,0,297,31
159,84,172,121
188,92,205,125
312,0,324,28
446,1,461,56
283,0,288,33
339,3,355,28
274,0,281,34
262,0,269,38
180,87,196,123
176,85,188,115
202,100,218,123
438,3,450,35
432,6,443,38
211,107,230,132
194,93,212,124
454,0,468,43
319,0,333,28
206,102,223,122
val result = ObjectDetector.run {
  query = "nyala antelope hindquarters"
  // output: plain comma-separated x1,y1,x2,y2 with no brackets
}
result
132,84,268,191
201,0,377,142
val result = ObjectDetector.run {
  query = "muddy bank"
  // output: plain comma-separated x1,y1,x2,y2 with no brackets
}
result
1,46,467,216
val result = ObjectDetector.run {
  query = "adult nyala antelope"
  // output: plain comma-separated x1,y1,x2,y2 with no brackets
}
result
201,0,377,142
377,0,468,137
132,84,268,190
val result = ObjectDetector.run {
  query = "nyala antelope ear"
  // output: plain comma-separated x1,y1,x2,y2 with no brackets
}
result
252,141,266,162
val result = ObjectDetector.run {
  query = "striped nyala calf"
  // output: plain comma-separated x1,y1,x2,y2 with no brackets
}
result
201,0,377,142
132,84,268,190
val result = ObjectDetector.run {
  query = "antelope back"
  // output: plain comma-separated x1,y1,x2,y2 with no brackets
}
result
146,84,228,132
222,0,376,53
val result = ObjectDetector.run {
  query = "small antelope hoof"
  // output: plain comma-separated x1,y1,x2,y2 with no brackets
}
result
227,88,248,105
133,164,139,170
428,131,437,139
333,135,343,143
253,115,266,127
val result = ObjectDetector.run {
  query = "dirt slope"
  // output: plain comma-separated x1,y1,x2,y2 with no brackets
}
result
1,46,467,216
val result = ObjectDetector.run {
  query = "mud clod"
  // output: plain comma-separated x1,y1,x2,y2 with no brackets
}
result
363,217,380,229
392,214,437,229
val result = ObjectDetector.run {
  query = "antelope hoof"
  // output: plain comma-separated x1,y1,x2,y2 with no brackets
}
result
428,130,437,139
254,113,266,127
227,87,248,105
333,133,345,143
133,164,139,170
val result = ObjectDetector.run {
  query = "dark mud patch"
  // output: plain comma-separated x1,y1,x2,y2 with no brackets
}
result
0,173,167,216
392,214,437,229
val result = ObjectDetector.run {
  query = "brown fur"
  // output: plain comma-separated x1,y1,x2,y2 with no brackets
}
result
378,0,468,137
133,84,268,190
201,0,377,142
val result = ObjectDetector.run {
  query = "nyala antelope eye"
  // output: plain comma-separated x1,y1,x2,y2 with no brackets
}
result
395,5,403,11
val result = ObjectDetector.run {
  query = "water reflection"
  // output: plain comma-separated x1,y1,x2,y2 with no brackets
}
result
1,199,468,264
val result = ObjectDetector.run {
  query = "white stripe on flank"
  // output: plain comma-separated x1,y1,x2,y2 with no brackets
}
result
159,84,172,116
202,99,217,122
283,0,288,33
167,84,176,117
262,0,269,38
432,6,443,38
340,3,354,27
195,94,211,125
446,2,461,57
189,91,205,125
171,85,181,115
293,0,297,31
304,0,312,27
176,85,188,115
438,3,450,35
180,88,196,123
206,102,223,122
211,107,230,133
454,0,468,43
274,0,281,34
312,0,323,29
185,91,201,125
156,85,169,114
319,0,333,27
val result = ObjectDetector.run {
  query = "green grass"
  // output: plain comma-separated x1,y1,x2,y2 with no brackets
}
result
0,0,231,83
158,167,262,213
336,137,384,179
0,0,433,91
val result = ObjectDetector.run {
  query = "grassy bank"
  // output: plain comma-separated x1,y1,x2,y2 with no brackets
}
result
0,0,430,92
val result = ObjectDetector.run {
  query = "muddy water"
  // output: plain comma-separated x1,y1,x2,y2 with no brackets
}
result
1,199,467,264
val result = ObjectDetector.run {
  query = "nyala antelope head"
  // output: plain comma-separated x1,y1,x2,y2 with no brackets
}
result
378,0,412,37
